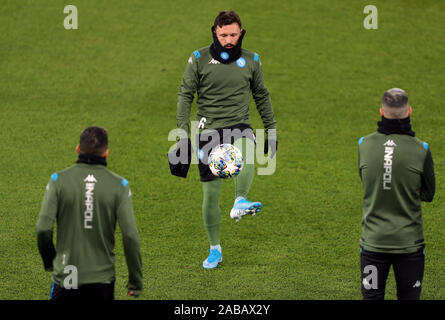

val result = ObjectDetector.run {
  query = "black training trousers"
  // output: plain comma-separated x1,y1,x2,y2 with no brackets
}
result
360,247,425,300
50,281,115,301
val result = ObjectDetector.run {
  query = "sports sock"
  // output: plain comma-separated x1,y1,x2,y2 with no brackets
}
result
210,244,222,253
234,138,255,199
234,196,244,204
202,179,223,246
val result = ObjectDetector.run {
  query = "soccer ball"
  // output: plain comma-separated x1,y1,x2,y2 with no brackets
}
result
209,144,244,178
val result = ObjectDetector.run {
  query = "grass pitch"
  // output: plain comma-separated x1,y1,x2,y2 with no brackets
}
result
1,0,444,300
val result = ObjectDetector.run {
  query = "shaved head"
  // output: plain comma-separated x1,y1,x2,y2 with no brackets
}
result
381,88,410,119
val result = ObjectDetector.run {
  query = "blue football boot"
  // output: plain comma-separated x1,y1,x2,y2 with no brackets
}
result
230,197,263,221
202,249,222,269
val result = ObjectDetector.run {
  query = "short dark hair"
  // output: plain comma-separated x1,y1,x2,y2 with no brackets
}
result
382,88,409,108
79,126,108,156
213,10,242,29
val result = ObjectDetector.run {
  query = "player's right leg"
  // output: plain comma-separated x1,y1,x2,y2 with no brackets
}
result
197,129,224,269
202,179,223,269
50,282,77,300
360,247,391,300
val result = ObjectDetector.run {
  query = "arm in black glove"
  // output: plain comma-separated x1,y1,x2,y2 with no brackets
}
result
264,129,278,158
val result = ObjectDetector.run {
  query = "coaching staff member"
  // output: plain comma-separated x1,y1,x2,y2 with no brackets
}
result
36,126,142,300
358,88,435,300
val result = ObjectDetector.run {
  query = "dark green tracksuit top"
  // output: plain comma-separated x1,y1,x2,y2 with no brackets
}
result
36,160,142,293
177,46,276,135
358,124,435,253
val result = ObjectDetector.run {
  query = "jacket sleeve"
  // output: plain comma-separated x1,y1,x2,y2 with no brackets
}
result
116,182,143,295
251,55,276,131
420,148,435,202
358,137,364,180
36,176,58,271
177,53,199,136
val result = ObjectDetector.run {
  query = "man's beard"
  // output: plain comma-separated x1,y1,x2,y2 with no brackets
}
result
209,26,246,64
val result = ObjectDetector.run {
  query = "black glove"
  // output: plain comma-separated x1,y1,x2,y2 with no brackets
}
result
127,284,141,298
168,138,193,178
264,138,278,158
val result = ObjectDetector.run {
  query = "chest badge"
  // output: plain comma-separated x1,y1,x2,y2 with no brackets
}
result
236,57,246,68
220,52,229,60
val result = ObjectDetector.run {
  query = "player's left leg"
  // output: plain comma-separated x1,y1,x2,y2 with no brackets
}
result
234,137,255,199
231,137,262,221
393,247,425,300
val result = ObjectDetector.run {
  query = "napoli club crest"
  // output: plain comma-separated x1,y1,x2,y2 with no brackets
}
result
220,52,229,60
236,57,246,68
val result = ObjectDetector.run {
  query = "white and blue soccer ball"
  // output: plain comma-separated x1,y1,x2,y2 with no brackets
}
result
209,144,244,178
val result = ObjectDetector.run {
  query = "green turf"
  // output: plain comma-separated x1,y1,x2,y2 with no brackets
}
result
0,0,444,300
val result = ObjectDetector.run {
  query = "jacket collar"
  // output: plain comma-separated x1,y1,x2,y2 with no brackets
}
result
377,116,415,136
77,154,107,166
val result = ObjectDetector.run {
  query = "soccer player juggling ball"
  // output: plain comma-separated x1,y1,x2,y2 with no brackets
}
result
168,11,277,269
36,126,143,300
358,89,435,300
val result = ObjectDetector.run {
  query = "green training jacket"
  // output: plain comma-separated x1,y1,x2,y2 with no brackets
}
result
177,46,276,135
358,132,435,253
36,162,142,294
